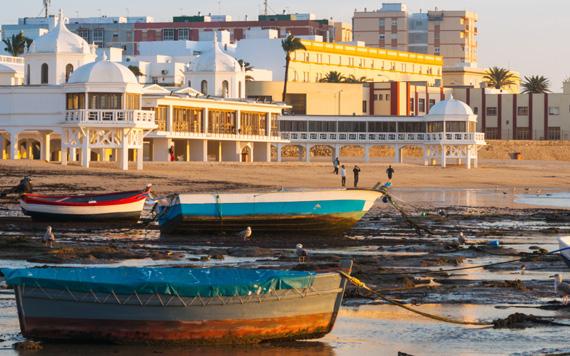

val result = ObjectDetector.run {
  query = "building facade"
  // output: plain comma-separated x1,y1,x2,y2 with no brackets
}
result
353,3,478,67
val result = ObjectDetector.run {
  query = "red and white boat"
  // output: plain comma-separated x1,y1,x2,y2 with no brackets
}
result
20,185,152,221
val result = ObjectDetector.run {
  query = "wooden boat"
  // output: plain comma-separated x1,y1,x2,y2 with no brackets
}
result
558,236,570,267
3,262,352,344
20,185,151,221
157,189,382,235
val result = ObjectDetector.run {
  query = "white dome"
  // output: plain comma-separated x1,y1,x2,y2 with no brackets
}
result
428,95,474,116
28,13,91,55
68,57,138,84
192,34,242,73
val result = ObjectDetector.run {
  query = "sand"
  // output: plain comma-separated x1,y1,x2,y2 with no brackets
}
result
0,158,569,194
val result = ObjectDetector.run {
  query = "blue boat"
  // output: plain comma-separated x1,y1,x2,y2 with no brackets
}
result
156,189,382,235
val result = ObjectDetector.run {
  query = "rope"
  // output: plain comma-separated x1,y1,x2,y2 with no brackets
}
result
373,246,570,277
339,271,493,326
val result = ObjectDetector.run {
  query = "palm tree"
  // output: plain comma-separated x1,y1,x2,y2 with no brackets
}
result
484,66,517,90
521,75,550,94
281,34,306,102
128,65,144,77
344,74,371,83
319,71,346,83
238,59,254,81
2,32,33,57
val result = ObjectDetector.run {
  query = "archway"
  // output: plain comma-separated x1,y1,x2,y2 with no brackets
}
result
241,145,251,162
280,144,305,161
309,144,334,161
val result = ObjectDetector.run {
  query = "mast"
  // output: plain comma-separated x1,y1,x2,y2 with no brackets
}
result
43,0,51,18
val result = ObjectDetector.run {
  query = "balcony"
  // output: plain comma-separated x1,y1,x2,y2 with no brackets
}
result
64,110,156,129
281,131,486,145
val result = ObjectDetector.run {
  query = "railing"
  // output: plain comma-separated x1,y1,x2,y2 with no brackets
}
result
0,55,24,65
149,130,283,142
281,131,486,144
65,110,156,126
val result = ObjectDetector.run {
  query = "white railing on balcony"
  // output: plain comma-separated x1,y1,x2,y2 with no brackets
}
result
281,131,486,144
149,130,283,142
65,110,156,126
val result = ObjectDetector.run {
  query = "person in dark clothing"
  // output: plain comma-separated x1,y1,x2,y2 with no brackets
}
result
353,165,361,188
386,165,395,180
340,165,346,187
333,157,340,175
0,176,33,197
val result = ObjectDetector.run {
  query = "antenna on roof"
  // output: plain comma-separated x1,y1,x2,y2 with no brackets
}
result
42,0,51,18
263,0,268,15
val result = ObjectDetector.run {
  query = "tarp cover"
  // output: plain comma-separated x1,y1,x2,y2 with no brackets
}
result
1,267,316,297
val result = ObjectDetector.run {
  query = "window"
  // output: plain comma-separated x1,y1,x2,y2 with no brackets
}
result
41,63,48,84
379,19,385,27
126,94,140,110
373,94,379,101
363,100,367,113
77,29,90,42
66,93,85,110
517,106,529,115
93,29,104,47
429,99,436,109
379,34,385,41
547,127,561,140
222,80,229,98
65,64,74,83
178,29,189,40
163,29,175,41
238,81,242,98
515,127,529,140
391,19,398,27
88,93,122,109
385,94,390,101
434,47,440,55
473,107,479,115
418,98,426,112
549,106,560,115
201,80,208,95
378,94,384,101
485,127,499,139
486,107,497,116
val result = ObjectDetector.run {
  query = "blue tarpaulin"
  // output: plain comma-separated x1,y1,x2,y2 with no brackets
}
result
1,267,316,297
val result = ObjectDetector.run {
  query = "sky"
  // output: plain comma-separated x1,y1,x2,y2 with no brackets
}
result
3,0,570,90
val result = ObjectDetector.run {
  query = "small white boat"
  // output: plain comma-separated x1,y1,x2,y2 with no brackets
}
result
558,236,570,267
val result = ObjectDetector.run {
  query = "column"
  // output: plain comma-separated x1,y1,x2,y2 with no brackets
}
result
394,144,400,164
119,132,129,171
70,147,77,162
423,146,429,166
203,108,209,134
136,148,143,170
190,140,208,162
0,135,6,160
441,145,447,168
26,140,34,160
305,144,311,162
364,145,370,163
277,144,282,162
167,105,174,131
265,112,271,136
9,131,19,160
81,129,90,168
253,142,271,162
40,132,51,162
465,148,471,169
185,140,190,161
236,110,241,135
60,130,67,165
334,145,340,160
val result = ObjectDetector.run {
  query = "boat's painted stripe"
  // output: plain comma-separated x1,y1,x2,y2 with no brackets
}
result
21,192,148,207
21,199,146,215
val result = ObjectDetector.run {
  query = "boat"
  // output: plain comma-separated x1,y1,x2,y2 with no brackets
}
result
558,236,570,267
156,189,382,235
2,261,352,344
19,185,151,221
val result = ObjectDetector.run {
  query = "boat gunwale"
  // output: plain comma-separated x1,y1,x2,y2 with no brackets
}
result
21,190,149,207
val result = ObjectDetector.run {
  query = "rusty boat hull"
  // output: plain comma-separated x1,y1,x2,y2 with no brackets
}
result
13,268,349,344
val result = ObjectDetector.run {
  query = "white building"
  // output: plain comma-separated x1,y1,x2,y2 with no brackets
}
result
0,11,288,170
0,56,24,85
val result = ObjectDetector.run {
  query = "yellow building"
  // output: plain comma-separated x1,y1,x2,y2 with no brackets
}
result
443,66,521,93
288,39,444,86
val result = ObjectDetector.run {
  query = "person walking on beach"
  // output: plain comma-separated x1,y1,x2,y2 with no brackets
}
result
386,165,395,181
333,157,340,175
169,145,175,162
353,165,361,188
340,165,346,187
42,226,55,248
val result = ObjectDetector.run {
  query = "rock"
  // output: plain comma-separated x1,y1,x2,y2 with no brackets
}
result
14,340,43,350
227,247,273,257
209,254,225,260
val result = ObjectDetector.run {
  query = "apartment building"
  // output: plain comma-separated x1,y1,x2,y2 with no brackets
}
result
353,3,478,67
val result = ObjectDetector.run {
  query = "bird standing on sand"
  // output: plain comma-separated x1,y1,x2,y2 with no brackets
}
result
239,226,253,241
42,226,55,248
296,243,308,263
550,274,570,305
457,231,466,245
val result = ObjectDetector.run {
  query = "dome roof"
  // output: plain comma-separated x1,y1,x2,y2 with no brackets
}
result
428,95,474,117
0,63,17,73
68,56,138,85
192,33,242,73
28,11,91,55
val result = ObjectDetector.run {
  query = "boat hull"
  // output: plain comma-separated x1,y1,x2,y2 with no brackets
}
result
558,236,570,267
158,189,380,235
14,272,346,344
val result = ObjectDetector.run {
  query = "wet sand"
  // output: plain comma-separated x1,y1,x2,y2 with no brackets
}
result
1,161,570,354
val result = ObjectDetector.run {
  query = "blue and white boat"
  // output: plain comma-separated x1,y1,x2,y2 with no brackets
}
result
558,236,570,267
157,189,382,235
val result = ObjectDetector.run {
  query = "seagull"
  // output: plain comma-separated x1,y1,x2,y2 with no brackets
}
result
457,231,466,245
437,209,447,217
42,226,56,248
238,226,253,241
550,274,570,305
296,243,308,263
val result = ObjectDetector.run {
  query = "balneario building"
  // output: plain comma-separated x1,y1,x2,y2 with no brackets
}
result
0,12,287,170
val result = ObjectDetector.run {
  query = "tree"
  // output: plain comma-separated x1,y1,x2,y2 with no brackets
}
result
521,75,550,94
128,65,144,77
238,59,254,81
344,74,371,83
484,66,517,90
281,34,306,102
319,71,346,83
2,32,33,57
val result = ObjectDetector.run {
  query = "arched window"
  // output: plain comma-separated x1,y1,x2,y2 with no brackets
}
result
222,80,229,98
65,64,74,83
200,80,208,95
41,63,49,84
238,81,242,98
26,64,30,85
